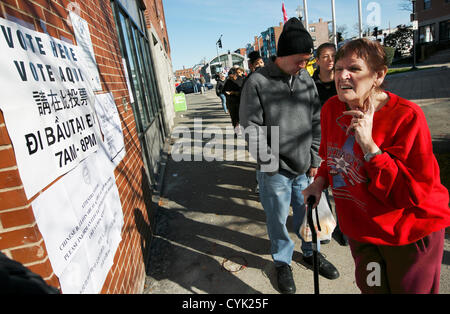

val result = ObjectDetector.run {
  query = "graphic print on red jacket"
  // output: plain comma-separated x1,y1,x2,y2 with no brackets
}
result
317,91,450,246
327,134,367,210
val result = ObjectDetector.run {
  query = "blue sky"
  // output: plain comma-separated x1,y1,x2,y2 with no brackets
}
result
163,0,412,71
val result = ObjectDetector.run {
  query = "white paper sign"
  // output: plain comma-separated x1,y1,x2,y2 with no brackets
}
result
69,12,102,91
122,58,134,104
31,151,123,293
94,93,126,165
0,17,103,199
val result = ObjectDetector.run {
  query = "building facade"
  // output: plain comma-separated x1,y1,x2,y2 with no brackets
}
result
247,18,330,60
0,0,175,294
260,22,283,61
207,52,248,81
234,48,247,56
252,35,263,53
144,0,176,132
308,18,330,49
416,0,450,43
175,67,194,81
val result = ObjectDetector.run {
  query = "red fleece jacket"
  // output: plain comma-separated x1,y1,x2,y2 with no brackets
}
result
317,91,450,245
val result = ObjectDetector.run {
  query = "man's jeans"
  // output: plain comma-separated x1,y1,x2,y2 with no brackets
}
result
257,170,318,266
219,94,227,113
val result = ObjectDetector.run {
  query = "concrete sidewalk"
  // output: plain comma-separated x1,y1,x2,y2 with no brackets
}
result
144,89,360,294
384,64,450,154
144,66,450,294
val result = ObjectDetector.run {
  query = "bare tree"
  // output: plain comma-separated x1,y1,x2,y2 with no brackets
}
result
353,22,373,37
337,24,348,38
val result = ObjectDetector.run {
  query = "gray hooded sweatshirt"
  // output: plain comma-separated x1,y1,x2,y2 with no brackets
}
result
239,58,322,176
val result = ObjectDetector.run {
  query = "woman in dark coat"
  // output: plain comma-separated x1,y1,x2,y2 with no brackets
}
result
223,68,243,133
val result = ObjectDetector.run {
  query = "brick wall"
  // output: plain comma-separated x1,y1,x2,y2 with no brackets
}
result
274,22,283,51
309,18,330,49
144,0,170,58
175,67,194,79
417,0,450,23
0,0,154,294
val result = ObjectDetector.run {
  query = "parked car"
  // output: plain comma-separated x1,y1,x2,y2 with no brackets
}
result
176,81,214,94
176,81,199,94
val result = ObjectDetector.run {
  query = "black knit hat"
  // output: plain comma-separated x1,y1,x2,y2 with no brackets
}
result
277,17,314,57
248,51,262,63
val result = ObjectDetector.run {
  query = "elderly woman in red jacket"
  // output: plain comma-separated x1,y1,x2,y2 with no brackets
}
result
302,38,450,294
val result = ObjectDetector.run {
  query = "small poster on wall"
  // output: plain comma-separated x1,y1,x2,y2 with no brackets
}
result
94,92,126,166
69,11,102,91
31,150,124,294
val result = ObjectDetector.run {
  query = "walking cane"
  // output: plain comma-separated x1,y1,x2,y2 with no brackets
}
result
307,195,321,295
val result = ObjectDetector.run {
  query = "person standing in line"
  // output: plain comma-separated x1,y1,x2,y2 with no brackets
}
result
223,67,244,135
216,73,227,113
243,50,265,194
200,76,206,94
240,17,339,294
313,43,337,106
236,67,245,78
248,51,265,72
312,42,348,246
244,51,265,86
192,78,199,94
302,38,450,294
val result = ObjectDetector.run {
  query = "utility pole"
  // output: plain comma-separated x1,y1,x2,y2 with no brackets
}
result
296,5,303,21
331,0,337,47
358,0,363,38
412,0,418,69
303,0,309,31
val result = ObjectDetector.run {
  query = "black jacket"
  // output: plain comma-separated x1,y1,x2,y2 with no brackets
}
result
223,77,243,106
216,79,225,96
0,252,60,294
312,69,337,106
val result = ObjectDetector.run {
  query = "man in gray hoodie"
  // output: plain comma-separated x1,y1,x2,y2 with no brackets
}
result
240,18,339,294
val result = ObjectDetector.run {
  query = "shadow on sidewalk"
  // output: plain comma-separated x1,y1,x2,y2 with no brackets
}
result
143,156,271,293
433,137,450,154
141,93,278,293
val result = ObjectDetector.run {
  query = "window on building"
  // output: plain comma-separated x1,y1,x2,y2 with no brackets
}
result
111,0,163,133
309,26,316,33
439,20,450,41
423,0,431,10
153,0,160,18
163,37,168,53
419,23,435,43
117,0,146,30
